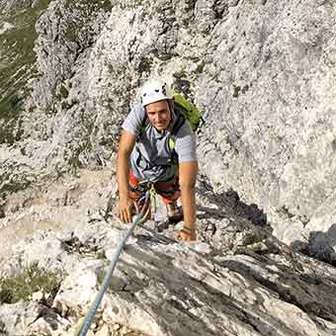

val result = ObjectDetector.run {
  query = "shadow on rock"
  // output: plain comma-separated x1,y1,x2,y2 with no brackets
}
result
109,242,336,336
119,247,290,336
197,174,268,227
220,256,336,324
291,224,336,267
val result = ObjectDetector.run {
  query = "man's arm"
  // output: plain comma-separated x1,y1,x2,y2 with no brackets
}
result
116,130,136,223
178,161,198,240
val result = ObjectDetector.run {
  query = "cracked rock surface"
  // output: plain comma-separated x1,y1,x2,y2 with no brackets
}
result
0,169,336,335
1,0,336,261
1,0,336,335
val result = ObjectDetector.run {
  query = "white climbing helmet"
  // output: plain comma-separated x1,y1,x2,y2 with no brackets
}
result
140,79,172,107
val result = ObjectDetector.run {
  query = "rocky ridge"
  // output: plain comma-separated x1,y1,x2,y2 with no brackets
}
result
0,168,336,335
0,0,336,261
1,0,336,335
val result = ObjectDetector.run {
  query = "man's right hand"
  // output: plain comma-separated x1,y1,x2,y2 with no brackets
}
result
117,197,134,223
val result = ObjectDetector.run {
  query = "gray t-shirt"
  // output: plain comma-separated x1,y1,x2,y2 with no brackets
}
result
122,103,197,182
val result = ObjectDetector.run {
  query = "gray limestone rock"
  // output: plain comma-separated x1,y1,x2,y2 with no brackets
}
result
0,169,335,335
0,0,331,258
1,0,336,334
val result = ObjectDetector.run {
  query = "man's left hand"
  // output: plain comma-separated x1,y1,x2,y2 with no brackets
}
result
176,227,196,241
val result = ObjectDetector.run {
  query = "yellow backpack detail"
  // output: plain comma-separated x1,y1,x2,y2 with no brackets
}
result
171,89,204,132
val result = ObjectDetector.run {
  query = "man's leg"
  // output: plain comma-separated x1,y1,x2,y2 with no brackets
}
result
128,170,141,199
128,170,144,212
155,176,183,223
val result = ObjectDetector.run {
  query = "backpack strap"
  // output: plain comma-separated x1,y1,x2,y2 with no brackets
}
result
171,108,186,136
167,104,186,149
137,113,149,140
166,107,186,165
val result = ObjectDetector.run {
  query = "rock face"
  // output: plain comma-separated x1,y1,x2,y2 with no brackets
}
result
1,0,336,334
0,169,336,336
194,0,336,262
0,0,336,260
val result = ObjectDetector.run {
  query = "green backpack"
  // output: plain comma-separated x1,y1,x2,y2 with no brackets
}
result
171,89,204,133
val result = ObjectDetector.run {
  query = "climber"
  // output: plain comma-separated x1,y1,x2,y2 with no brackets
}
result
116,79,198,241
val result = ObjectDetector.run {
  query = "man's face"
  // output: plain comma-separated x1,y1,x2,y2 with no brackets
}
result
145,100,171,131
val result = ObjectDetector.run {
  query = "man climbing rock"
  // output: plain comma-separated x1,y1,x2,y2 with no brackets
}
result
116,79,198,241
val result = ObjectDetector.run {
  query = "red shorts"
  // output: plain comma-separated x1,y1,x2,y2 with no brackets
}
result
128,170,180,205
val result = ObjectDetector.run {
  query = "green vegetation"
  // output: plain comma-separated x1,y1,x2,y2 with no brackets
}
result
65,0,112,11
66,140,89,170
118,0,145,9
0,116,24,144
58,84,69,99
195,61,205,74
0,0,52,143
0,0,115,147
0,168,32,197
233,84,241,98
64,23,79,42
0,262,62,304
138,56,153,75
0,0,114,145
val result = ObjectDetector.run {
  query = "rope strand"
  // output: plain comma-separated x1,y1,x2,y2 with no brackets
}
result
78,192,151,336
